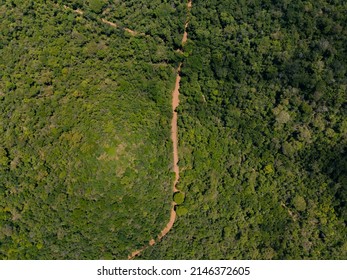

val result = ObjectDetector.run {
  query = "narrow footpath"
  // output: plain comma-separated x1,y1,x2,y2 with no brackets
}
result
63,5,139,35
128,0,192,259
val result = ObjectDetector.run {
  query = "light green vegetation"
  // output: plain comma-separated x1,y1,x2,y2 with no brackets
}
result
0,0,183,259
0,0,346,260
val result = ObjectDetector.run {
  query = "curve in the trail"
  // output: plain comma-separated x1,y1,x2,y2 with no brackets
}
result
157,64,181,239
63,5,138,35
128,0,192,260
128,64,182,260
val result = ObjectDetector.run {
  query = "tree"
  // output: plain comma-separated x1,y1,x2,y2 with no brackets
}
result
88,0,107,14
173,192,185,204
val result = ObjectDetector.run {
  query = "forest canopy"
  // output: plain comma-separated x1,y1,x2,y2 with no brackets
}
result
0,0,183,259
141,0,347,259
0,0,346,260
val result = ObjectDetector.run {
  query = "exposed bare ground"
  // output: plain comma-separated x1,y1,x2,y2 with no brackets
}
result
101,19,140,36
128,0,192,260
61,1,191,259
63,5,84,15
128,65,182,260
63,5,138,35
182,20,190,43
281,202,298,221
64,5,84,16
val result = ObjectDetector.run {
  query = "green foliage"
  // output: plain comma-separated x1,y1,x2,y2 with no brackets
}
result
0,0,346,261
100,0,186,48
173,192,185,205
141,0,347,260
0,0,180,259
293,195,307,212
176,206,188,216
88,0,107,14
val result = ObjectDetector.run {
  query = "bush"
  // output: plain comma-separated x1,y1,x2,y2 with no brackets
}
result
176,206,188,216
88,0,107,14
173,192,185,204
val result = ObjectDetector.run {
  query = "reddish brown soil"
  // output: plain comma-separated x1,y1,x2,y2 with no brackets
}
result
127,0,192,260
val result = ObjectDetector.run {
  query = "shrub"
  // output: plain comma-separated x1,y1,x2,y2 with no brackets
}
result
173,192,185,204
176,206,188,216
88,0,107,14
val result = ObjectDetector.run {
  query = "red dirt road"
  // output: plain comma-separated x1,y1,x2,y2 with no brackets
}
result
128,0,192,260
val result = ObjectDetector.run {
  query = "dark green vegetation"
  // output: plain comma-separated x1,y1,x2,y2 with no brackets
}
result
142,0,347,259
0,0,346,260
0,0,185,259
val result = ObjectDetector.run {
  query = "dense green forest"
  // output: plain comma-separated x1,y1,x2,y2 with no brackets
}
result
142,0,347,259
0,0,183,259
1,0,346,260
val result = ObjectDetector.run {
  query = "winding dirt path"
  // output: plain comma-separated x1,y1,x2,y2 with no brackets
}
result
63,5,138,35
101,18,139,36
61,0,191,260
128,0,192,260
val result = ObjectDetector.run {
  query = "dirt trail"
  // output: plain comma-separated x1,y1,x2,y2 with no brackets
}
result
63,5,83,15
63,5,138,35
128,0,192,260
127,65,182,261
182,1,192,43
170,67,181,194
101,19,139,36
157,65,181,240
